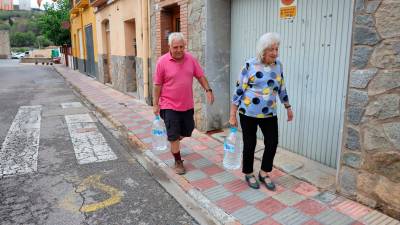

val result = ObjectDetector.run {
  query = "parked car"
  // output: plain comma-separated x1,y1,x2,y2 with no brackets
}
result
11,52,25,59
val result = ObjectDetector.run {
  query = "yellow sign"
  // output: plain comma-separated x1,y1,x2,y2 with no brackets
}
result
280,0,297,19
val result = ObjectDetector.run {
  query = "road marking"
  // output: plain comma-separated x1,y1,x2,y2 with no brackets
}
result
65,114,117,164
61,102,83,109
60,174,123,213
0,105,42,177
78,175,123,212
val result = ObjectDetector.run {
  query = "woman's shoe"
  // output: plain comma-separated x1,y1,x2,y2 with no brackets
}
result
245,174,260,189
259,173,276,191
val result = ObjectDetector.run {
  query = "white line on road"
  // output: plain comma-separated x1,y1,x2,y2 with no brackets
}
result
61,102,84,109
0,105,42,177
65,114,117,164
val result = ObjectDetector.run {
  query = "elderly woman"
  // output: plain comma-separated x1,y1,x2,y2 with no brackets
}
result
229,33,293,190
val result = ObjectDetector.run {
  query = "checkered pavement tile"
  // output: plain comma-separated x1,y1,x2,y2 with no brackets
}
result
192,144,209,151
314,209,354,225
238,188,268,204
260,184,286,196
224,179,249,194
216,195,248,214
232,206,267,225
313,191,338,204
184,170,208,182
333,200,371,220
191,158,214,169
292,182,320,197
293,199,328,216
202,185,233,202
302,220,323,225
253,218,282,225
272,207,310,225
158,152,173,161
211,171,238,184
201,165,224,176
272,190,306,206
275,175,302,189
269,169,286,178
361,210,400,225
180,147,194,156
191,178,219,191
255,197,287,216
183,153,204,161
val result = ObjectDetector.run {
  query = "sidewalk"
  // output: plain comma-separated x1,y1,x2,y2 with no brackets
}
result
54,65,400,225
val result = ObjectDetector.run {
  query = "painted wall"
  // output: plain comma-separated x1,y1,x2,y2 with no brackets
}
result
70,6,99,62
95,0,144,58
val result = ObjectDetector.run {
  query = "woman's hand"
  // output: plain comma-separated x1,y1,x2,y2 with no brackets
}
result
229,115,238,127
287,108,293,122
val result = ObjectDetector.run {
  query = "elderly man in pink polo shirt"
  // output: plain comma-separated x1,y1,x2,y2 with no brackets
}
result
153,32,214,175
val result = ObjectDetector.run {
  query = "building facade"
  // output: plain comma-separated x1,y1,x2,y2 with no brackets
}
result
18,0,30,11
70,0,99,78
0,0,13,10
147,0,400,218
91,0,151,102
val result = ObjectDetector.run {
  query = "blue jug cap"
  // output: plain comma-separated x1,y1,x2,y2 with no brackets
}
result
155,115,161,120
230,127,237,133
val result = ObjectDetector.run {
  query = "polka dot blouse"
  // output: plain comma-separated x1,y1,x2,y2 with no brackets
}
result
232,58,289,118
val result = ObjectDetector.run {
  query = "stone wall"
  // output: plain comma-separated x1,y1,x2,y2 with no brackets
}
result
188,0,207,131
110,55,137,93
97,54,106,83
339,0,400,219
0,30,10,59
135,57,144,99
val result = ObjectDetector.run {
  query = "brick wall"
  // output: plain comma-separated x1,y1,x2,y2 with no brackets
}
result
155,0,188,57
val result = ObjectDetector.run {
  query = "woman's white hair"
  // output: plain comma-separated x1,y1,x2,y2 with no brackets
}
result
256,32,280,62
168,32,185,46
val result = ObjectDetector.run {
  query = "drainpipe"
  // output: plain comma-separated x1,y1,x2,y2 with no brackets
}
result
141,0,150,103
80,8,86,62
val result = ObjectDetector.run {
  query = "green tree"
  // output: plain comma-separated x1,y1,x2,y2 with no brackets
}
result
0,23,10,30
37,0,71,46
10,31,36,47
35,35,54,48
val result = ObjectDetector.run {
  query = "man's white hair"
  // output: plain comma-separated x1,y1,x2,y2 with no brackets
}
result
256,32,280,62
168,32,185,46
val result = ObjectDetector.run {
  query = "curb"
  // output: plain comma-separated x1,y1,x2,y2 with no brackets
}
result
52,65,241,225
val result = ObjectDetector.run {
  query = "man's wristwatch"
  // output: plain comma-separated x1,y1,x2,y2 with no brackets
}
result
285,104,292,109
205,88,212,93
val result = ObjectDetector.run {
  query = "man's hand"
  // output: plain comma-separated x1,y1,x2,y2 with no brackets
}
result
153,104,160,116
287,108,294,122
207,91,215,105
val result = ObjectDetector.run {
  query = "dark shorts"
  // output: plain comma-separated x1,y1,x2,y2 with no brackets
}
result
160,109,195,141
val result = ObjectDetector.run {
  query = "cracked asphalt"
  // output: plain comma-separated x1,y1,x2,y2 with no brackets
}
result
0,60,199,225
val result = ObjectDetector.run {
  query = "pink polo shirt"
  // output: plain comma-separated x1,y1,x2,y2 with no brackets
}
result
154,52,204,111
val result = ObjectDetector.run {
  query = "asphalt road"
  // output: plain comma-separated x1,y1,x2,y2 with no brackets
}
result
0,60,199,225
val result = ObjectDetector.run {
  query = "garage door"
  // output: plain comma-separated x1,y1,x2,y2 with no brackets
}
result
230,0,354,168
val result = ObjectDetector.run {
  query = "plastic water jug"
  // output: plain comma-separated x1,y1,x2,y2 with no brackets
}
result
151,115,167,151
223,127,242,170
